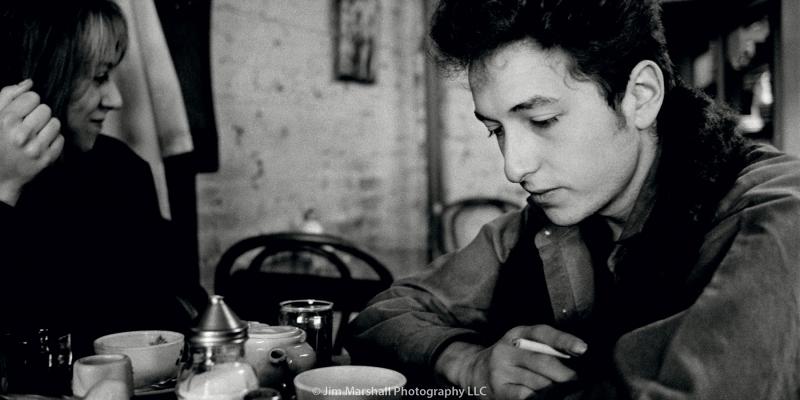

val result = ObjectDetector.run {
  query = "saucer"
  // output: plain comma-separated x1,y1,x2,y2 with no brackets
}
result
134,386,174,397
133,378,176,397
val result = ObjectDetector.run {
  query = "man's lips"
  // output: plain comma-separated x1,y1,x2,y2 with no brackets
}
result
527,187,562,204
527,187,558,196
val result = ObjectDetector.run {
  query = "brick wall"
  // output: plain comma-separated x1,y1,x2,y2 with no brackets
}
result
199,0,527,293
200,0,428,291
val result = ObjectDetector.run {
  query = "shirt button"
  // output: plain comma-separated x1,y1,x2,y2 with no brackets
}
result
544,229,552,236
561,309,567,314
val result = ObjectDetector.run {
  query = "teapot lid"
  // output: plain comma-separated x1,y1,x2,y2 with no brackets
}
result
248,324,302,339
190,295,248,345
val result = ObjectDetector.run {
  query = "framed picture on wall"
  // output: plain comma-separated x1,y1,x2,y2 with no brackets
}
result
334,0,380,84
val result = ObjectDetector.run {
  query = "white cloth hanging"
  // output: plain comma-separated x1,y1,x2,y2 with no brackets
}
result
105,0,194,219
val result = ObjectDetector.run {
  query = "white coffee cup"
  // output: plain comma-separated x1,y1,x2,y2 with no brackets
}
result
72,354,134,398
294,366,406,400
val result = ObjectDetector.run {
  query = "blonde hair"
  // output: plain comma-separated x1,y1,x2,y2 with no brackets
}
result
0,1,128,126
78,5,128,79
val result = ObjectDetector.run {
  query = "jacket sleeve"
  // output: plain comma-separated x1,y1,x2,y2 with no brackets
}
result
0,201,22,277
0,200,52,326
346,211,525,379
0,200,18,243
600,163,800,399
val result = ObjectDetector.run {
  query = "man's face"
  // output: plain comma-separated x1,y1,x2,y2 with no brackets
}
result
469,39,648,226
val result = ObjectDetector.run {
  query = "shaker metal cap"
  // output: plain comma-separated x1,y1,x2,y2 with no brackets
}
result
190,295,248,345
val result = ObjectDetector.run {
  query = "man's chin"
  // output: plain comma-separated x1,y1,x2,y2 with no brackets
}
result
541,207,587,227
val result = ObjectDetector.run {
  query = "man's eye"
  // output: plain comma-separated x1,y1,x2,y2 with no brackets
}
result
530,117,558,129
487,126,504,138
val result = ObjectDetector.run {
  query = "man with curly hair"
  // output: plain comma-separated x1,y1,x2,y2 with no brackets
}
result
347,0,800,399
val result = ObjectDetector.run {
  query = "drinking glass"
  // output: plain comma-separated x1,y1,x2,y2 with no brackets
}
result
278,300,333,366
0,328,73,395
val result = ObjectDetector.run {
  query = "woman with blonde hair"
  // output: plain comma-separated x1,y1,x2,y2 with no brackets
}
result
0,0,205,373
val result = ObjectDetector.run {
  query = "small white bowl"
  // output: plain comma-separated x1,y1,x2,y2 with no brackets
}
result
294,365,406,400
94,330,184,389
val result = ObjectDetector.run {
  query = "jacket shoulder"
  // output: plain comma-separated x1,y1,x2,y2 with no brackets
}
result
715,144,800,221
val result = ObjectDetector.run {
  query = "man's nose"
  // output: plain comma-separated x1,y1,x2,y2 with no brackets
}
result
502,128,541,184
100,79,123,110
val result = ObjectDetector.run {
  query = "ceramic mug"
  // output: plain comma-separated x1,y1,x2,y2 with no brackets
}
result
71,354,134,398
245,323,316,388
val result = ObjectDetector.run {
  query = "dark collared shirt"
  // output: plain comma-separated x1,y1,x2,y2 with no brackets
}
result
535,149,660,325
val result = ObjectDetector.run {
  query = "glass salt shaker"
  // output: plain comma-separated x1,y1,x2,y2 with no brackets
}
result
177,295,258,400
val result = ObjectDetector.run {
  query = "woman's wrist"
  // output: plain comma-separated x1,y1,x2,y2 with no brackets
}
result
0,181,23,206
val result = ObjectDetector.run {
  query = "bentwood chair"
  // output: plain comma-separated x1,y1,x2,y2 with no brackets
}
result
214,232,393,355
436,197,522,256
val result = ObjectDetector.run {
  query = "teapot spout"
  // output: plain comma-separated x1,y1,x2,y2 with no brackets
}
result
268,348,288,365
284,343,317,374
256,348,290,389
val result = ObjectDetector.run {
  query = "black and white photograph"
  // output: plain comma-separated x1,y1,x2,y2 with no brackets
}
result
1,0,800,399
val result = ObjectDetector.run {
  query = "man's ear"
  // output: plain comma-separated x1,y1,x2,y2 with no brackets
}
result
620,60,664,130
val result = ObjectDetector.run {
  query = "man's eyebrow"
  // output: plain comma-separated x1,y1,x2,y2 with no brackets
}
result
509,96,559,113
474,95,560,122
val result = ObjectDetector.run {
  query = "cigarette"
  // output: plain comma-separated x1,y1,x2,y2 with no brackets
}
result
511,338,571,359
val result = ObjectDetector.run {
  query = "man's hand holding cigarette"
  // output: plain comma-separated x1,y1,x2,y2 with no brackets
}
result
435,324,588,400
512,337,573,359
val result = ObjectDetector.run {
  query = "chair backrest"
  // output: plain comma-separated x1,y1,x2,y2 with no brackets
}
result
437,197,521,255
214,232,393,354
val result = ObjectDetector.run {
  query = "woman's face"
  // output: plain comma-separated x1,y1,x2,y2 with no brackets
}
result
66,61,122,152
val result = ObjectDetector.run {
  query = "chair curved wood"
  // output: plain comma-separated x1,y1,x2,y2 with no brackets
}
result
437,197,522,255
214,232,393,355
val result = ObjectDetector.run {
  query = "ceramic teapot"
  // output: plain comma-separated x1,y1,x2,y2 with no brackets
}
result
244,323,316,389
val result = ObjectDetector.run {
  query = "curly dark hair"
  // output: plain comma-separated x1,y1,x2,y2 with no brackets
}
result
430,0,676,108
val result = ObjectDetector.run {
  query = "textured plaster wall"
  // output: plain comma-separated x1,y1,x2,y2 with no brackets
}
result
199,0,428,291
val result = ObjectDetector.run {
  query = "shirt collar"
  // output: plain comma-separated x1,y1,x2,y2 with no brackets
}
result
616,146,661,242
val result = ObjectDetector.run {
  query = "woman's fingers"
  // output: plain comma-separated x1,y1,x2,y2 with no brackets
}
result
2,91,43,147
0,83,62,204
17,103,53,146
40,119,64,163
24,117,61,160
0,79,33,111
1,90,40,123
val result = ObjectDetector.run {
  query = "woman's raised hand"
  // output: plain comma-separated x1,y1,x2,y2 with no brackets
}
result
0,79,64,205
